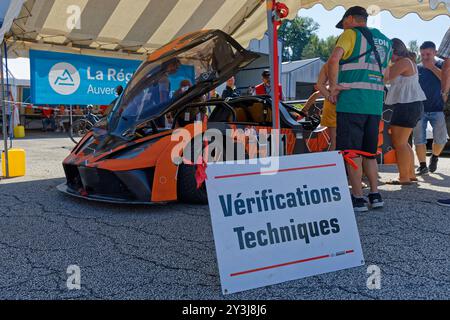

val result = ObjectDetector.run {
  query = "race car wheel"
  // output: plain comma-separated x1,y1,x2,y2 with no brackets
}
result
177,139,247,204
177,164,208,204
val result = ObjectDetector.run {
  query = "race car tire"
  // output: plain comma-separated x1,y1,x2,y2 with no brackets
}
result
177,163,208,204
177,138,248,204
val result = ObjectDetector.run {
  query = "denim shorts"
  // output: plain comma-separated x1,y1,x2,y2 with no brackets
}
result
413,111,449,145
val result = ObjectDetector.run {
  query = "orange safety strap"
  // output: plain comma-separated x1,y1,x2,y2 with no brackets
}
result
339,149,380,170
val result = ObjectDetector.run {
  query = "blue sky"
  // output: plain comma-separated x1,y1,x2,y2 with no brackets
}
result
0,0,12,27
299,4,449,48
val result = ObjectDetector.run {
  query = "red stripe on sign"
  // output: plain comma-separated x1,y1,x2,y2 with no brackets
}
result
230,254,330,277
229,250,355,277
215,163,337,180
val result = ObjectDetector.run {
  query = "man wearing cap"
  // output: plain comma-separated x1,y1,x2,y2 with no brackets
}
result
327,6,392,212
255,70,283,100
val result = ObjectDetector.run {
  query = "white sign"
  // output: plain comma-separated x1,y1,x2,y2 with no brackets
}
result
205,152,364,294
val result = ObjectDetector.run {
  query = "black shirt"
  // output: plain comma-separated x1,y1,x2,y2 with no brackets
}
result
222,86,240,99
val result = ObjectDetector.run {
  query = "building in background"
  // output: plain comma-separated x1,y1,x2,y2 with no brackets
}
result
4,57,30,104
281,58,325,100
235,34,324,100
234,34,282,96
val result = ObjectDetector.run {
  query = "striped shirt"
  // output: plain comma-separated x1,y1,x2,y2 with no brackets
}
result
438,27,450,60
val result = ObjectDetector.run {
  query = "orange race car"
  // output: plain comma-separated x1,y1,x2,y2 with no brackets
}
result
58,30,328,204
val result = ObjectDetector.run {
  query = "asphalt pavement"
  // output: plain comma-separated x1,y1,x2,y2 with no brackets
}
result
0,132,449,299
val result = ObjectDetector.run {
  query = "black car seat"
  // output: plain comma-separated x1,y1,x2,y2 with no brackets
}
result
248,102,272,124
228,107,248,122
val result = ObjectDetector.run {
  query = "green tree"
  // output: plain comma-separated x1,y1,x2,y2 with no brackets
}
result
302,35,339,61
408,40,421,63
278,17,319,62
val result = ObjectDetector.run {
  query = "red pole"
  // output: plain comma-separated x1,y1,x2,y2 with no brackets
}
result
272,3,281,131
266,0,280,131
267,1,288,131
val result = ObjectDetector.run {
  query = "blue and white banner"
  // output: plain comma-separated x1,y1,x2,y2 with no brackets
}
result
30,50,142,105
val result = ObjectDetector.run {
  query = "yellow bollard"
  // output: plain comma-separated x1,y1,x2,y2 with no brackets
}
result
14,125,25,138
1,148,26,177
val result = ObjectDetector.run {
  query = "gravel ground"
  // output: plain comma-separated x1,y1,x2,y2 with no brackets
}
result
0,132,449,300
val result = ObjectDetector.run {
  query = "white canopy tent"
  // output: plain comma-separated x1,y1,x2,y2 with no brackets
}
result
0,0,448,59
0,0,449,177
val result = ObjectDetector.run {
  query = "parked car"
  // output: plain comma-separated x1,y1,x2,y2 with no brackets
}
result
58,30,326,205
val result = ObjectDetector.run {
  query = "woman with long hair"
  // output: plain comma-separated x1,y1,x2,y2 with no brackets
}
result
384,38,427,185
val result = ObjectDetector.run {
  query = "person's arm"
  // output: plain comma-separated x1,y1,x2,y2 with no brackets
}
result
327,30,355,104
423,60,442,80
302,91,321,113
384,59,410,83
383,67,390,84
316,65,330,99
327,47,347,104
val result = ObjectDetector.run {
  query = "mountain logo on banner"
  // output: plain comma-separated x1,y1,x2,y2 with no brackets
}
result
55,70,75,86
48,62,80,95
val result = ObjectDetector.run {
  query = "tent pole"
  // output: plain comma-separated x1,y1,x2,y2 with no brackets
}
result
4,42,13,144
0,41,9,178
266,0,280,131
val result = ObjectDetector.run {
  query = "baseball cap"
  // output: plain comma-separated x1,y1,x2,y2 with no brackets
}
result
336,6,369,29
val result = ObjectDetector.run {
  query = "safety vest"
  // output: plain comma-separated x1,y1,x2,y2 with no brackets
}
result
337,28,392,116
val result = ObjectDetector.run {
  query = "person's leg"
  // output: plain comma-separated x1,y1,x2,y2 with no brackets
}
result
42,118,48,131
429,112,448,172
329,127,336,151
413,114,428,173
431,143,446,157
348,158,364,196
390,126,414,183
362,158,379,193
50,118,57,131
408,143,417,180
415,144,427,164
336,113,364,198
361,115,381,192
409,102,424,180
361,114,385,208
430,112,447,156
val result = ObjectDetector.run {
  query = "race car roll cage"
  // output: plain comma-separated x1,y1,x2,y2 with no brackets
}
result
171,96,317,131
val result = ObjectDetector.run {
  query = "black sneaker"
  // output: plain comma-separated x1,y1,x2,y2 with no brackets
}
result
368,193,384,209
429,156,439,173
352,196,369,212
437,199,450,207
416,165,429,175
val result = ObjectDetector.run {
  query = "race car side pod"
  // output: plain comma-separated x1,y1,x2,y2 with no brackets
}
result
339,150,381,170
